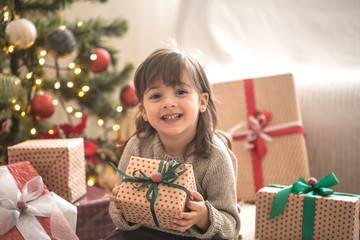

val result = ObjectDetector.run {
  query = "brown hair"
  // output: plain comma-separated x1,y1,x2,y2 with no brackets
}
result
133,47,222,157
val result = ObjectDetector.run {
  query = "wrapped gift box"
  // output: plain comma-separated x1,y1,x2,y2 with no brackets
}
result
255,186,360,240
0,161,78,240
75,186,115,240
116,156,197,230
212,73,310,202
8,138,86,203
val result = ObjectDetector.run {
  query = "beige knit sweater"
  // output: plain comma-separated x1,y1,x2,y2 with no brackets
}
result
109,133,241,239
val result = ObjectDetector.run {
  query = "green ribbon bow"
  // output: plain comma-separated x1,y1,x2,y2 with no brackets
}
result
109,159,191,227
268,173,360,240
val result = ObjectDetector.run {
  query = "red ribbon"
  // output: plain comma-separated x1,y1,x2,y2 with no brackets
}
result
232,79,305,193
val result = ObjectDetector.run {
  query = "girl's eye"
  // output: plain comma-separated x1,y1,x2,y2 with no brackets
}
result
150,94,161,99
176,89,187,95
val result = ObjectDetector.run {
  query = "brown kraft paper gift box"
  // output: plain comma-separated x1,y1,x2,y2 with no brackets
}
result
212,73,310,202
116,156,197,230
255,186,360,240
8,138,86,203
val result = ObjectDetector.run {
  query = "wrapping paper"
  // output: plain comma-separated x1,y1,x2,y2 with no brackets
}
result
115,156,197,230
74,186,114,240
8,138,86,203
255,177,360,240
212,73,310,202
0,161,78,240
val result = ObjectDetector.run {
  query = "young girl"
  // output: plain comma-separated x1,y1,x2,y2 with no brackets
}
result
107,47,241,240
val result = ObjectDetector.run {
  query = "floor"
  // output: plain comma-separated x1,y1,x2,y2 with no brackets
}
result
239,202,256,240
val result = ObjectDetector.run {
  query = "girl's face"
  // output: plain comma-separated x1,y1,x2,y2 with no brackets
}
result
139,72,208,144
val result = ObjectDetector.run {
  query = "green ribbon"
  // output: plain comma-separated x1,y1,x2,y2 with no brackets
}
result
109,159,191,227
268,173,360,240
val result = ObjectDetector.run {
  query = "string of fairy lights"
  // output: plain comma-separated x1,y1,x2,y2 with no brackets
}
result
1,6,123,137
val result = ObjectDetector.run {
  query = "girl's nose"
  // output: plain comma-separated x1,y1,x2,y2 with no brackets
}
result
162,96,176,108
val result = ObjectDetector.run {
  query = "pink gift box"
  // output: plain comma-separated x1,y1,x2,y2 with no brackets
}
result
0,161,78,240
117,156,197,230
8,138,86,203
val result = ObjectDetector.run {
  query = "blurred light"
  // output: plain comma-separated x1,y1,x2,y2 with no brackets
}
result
40,50,47,56
66,106,73,113
90,54,97,61
116,106,123,112
82,86,89,92
87,178,95,186
98,119,104,126
53,99,58,105
3,11,9,21
78,91,85,97
77,21,83,27
11,99,16,104
30,128,36,135
35,79,42,85
14,104,21,111
21,111,26,117
54,81,61,89
75,112,83,118
74,68,81,74
67,82,74,88
8,45,14,53
26,72,33,79
39,58,45,65
68,62,75,69
112,124,120,131
48,129,55,135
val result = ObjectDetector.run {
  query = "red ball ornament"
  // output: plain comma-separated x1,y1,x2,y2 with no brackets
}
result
91,48,111,73
120,85,138,108
30,94,56,120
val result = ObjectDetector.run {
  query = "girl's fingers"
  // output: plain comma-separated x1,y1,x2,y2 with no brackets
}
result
189,190,204,202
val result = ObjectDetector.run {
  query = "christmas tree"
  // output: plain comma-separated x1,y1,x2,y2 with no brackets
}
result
0,0,137,190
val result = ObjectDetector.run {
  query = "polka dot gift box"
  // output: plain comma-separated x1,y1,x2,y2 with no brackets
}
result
255,173,360,240
112,156,197,230
8,138,86,203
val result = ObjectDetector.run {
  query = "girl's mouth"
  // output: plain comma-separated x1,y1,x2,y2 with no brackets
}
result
161,114,182,120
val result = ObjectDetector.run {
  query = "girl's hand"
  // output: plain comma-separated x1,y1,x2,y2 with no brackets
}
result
173,190,210,232
110,185,122,214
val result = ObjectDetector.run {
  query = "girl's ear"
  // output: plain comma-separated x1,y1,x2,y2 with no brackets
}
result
199,92,209,112
138,103,148,121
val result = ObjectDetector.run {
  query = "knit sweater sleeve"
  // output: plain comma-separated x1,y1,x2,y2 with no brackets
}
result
188,137,241,239
108,135,143,231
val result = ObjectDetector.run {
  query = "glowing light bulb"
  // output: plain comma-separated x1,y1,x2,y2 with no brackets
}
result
48,129,55,135
82,86,89,92
53,99,58,105
116,106,123,112
75,112,83,118
87,177,95,186
30,128,36,135
40,50,47,56
14,104,21,111
8,45,14,53
77,21,83,27
98,119,104,126
69,62,75,69
74,68,81,74
90,54,97,61
112,124,120,131
35,79,42,85
39,58,45,65
54,81,61,89
67,82,74,88
66,107,73,113
26,72,33,79
21,111,26,117
78,91,85,97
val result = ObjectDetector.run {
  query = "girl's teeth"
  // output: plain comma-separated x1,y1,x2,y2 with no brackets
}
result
163,114,180,120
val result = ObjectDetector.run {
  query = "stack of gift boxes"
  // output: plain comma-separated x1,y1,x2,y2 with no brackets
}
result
2,138,115,240
212,73,360,239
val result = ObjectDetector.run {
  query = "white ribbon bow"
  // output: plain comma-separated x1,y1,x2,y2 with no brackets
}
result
0,167,77,240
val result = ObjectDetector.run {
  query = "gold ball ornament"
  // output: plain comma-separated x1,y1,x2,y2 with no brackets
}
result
5,18,37,49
